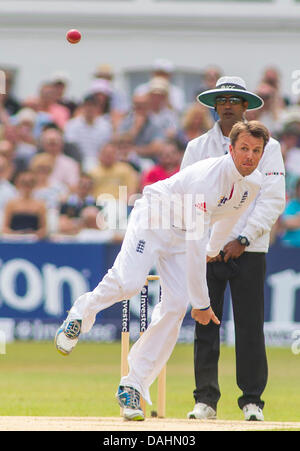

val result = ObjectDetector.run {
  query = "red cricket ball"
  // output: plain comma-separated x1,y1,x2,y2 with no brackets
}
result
66,29,82,44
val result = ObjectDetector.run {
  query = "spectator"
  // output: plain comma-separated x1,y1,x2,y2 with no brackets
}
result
26,82,70,135
260,66,290,107
0,155,17,230
278,122,300,199
176,102,214,148
281,179,300,247
87,78,114,120
89,141,139,201
2,170,47,240
76,206,118,243
115,132,154,174
246,82,284,134
39,127,80,189
201,65,223,92
64,94,112,172
22,95,53,139
3,70,21,116
42,122,82,164
58,173,96,235
135,58,186,112
0,91,14,137
30,152,67,234
30,152,66,209
141,138,183,189
40,82,70,130
0,139,25,181
194,65,224,122
50,71,78,116
147,77,179,138
279,123,300,174
11,108,38,167
93,63,129,129
118,93,164,158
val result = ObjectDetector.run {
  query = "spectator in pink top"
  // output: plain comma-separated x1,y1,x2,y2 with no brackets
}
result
25,83,70,134
39,127,80,190
39,83,70,130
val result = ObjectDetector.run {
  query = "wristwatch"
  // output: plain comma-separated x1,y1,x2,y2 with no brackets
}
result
237,235,250,247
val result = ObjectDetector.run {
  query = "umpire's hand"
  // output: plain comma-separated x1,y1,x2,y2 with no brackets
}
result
191,307,220,326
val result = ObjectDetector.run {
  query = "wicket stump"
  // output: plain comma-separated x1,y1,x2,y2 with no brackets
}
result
120,275,167,418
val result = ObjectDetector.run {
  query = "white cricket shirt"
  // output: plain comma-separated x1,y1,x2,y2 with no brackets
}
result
143,153,263,309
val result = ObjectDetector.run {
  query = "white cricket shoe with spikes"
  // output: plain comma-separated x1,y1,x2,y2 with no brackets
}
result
187,402,216,420
116,386,145,421
55,319,82,356
243,403,264,421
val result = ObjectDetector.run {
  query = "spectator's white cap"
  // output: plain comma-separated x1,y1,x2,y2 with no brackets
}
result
88,78,113,96
148,77,170,94
15,108,37,125
50,71,70,85
153,58,175,74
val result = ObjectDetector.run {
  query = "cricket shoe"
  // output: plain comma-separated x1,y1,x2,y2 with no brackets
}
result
243,403,264,421
55,319,82,356
187,402,216,420
116,385,145,421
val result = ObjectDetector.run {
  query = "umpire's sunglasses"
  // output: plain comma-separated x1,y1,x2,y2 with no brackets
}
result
215,96,244,105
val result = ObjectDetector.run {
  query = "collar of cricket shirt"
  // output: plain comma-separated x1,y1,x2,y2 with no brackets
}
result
215,121,231,154
225,153,244,182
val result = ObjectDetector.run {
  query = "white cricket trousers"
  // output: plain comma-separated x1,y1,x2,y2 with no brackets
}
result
68,197,189,404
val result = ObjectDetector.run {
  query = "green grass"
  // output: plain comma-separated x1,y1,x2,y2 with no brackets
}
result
0,342,299,421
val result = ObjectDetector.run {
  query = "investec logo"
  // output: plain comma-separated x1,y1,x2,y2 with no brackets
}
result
0,258,89,316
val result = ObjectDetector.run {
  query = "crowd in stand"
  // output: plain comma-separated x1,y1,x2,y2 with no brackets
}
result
0,60,300,246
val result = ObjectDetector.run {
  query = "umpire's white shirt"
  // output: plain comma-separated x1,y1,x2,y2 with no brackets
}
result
181,121,286,252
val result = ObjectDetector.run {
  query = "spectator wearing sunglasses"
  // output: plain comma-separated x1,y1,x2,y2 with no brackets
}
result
181,76,285,422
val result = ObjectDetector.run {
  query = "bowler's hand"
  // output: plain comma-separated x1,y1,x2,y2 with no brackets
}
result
223,239,246,262
191,307,220,326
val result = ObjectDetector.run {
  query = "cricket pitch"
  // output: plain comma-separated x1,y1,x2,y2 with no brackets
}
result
0,416,299,431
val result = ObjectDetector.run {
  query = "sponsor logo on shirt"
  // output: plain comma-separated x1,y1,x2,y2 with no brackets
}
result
265,172,285,176
217,195,228,206
218,184,234,207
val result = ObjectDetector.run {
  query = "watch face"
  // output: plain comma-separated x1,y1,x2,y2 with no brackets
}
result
240,237,246,245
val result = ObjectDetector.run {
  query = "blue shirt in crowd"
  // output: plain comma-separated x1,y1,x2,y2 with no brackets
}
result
281,199,300,247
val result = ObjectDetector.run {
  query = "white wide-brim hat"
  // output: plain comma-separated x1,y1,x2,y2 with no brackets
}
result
197,76,264,111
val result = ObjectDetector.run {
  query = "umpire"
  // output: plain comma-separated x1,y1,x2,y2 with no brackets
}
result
182,76,286,421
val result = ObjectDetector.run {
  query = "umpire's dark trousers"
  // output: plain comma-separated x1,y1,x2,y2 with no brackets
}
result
193,252,268,411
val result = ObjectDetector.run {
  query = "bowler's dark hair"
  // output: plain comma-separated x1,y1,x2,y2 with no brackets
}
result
230,121,270,149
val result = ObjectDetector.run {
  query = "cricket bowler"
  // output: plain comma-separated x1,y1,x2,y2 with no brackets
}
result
55,120,269,421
